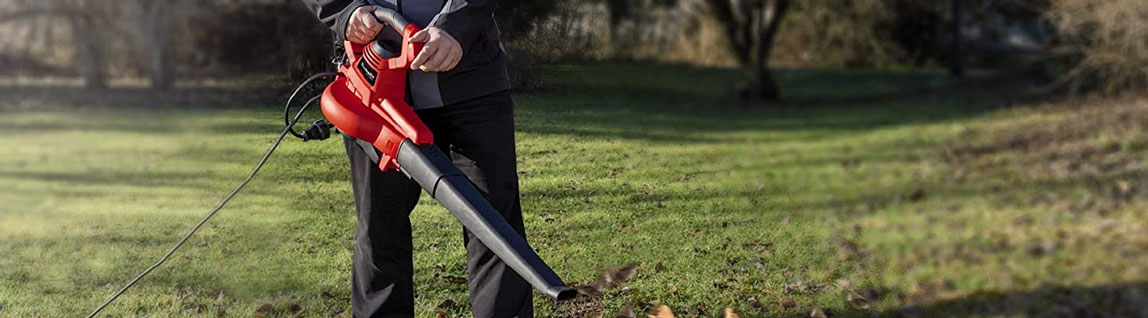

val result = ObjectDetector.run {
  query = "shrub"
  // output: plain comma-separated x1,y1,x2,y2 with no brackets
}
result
1045,0,1148,94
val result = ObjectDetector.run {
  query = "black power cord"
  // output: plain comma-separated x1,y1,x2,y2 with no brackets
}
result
85,72,337,318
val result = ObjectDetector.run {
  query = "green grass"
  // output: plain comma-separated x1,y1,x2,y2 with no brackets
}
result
1,65,1145,317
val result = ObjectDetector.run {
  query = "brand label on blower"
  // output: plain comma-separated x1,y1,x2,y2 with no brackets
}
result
357,59,377,86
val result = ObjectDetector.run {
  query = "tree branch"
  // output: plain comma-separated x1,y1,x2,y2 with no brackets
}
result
0,8,84,24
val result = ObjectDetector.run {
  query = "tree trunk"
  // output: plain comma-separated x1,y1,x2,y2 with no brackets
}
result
144,0,174,90
70,2,106,89
706,0,789,103
949,0,965,77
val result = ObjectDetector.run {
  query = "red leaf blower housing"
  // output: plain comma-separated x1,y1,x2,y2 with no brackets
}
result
319,8,576,300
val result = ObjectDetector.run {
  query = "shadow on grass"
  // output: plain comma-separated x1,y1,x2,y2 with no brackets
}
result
0,169,220,191
0,85,290,110
877,282,1148,317
517,65,1041,143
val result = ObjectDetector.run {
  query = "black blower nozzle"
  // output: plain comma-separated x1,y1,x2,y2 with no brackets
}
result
395,141,577,300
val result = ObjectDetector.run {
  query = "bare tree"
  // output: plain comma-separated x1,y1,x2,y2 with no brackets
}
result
705,0,790,102
141,0,174,89
70,0,107,89
1,0,107,88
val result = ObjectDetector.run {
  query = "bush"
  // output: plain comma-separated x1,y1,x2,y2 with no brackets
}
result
778,0,902,68
1044,0,1148,94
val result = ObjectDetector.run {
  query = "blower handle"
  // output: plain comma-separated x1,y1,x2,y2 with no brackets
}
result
372,8,410,34
342,7,423,71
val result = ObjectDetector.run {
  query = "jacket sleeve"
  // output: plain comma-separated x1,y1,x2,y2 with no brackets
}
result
301,0,368,43
428,0,497,49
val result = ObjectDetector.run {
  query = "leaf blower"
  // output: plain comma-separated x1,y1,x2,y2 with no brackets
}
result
86,8,573,318
315,8,576,301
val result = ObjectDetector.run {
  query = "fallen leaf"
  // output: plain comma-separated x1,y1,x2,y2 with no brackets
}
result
441,275,468,284
577,281,606,296
604,263,639,285
692,302,709,315
1116,180,1132,198
724,307,741,318
847,290,870,309
256,303,274,313
436,310,447,318
1026,239,1059,256
779,298,796,309
648,304,674,318
437,298,458,310
907,188,926,202
747,296,761,308
615,304,635,318
746,259,765,269
810,305,828,318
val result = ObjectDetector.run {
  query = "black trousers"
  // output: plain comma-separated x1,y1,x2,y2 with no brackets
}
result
343,90,533,318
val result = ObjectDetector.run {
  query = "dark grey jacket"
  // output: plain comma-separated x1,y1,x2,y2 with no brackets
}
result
303,0,510,109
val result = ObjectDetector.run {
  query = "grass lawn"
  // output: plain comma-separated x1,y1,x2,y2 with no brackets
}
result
1,64,1146,317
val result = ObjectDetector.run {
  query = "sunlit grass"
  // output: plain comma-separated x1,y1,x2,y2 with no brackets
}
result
1,65,1145,317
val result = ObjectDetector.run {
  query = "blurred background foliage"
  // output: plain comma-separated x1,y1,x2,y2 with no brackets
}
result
0,0,1143,95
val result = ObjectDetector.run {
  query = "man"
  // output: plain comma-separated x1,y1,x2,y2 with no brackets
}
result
302,1,532,317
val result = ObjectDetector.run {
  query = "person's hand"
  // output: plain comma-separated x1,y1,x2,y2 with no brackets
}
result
409,27,462,72
346,5,383,44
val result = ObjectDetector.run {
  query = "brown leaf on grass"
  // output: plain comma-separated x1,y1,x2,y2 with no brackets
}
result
437,298,458,310
724,307,741,318
256,304,274,313
577,281,606,296
1026,239,1059,256
743,239,772,252
846,290,870,309
779,298,796,309
440,275,468,284
1116,180,1133,199
692,302,709,315
436,311,447,318
837,240,860,261
615,304,635,318
809,305,828,318
746,296,762,308
604,263,639,285
647,304,674,318
907,188,926,202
